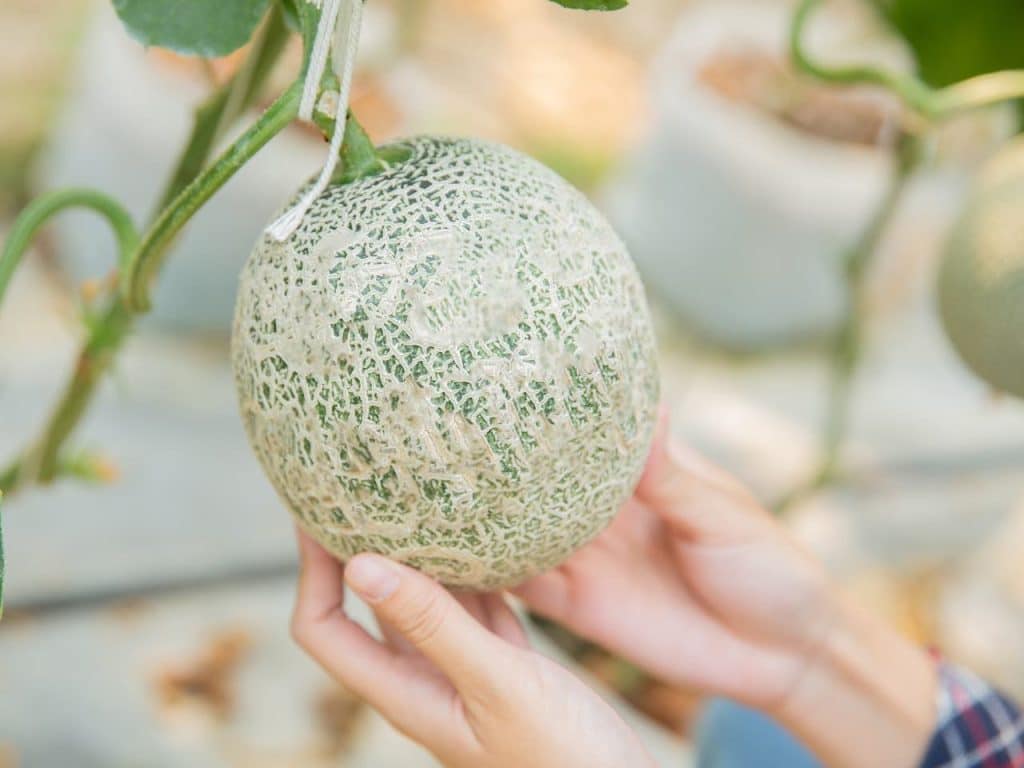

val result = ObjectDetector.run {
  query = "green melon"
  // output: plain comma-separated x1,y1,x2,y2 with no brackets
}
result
939,138,1024,399
232,136,660,589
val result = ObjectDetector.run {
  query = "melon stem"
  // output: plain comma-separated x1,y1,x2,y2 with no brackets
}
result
0,11,294,497
0,189,138,306
337,112,386,182
154,6,292,215
790,0,1024,121
122,81,303,311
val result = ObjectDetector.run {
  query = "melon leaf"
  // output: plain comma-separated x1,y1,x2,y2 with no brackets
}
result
871,0,1024,88
111,0,272,57
548,0,629,10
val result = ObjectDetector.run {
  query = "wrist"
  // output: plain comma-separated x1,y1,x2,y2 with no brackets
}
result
769,594,938,768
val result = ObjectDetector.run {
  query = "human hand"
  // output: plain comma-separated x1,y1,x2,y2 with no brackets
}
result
515,409,937,768
291,530,656,768
516,409,834,709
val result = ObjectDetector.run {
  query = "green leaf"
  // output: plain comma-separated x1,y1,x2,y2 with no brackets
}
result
112,0,272,57
871,0,1024,87
548,0,628,9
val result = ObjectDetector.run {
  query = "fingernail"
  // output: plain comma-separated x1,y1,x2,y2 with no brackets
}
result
346,555,401,603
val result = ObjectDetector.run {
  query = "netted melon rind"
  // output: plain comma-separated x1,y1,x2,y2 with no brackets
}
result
939,138,1024,400
232,136,660,589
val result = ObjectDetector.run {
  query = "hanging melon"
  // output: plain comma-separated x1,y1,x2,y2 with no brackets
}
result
939,138,1024,399
232,136,660,589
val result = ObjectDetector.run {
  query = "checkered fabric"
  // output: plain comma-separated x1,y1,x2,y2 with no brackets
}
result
920,663,1024,768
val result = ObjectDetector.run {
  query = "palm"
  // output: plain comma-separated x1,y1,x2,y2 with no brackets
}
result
516,495,832,708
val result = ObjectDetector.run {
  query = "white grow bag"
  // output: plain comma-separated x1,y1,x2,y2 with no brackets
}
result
603,1,952,350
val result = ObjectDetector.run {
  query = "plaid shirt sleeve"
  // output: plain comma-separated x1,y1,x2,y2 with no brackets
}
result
919,663,1024,768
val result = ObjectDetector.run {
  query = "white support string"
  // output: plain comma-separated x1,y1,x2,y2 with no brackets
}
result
266,0,364,242
298,0,342,121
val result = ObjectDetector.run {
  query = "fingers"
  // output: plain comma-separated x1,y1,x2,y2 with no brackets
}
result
476,593,529,649
345,553,515,694
291,528,395,684
511,501,640,624
640,405,744,492
291,530,451,741
293,528,346,626
635,406,767,540
513,569,574,624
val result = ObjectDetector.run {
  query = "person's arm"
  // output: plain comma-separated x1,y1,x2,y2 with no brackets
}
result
770,592,938,768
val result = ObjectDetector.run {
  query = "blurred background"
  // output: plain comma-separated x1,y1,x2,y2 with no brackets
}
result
1,0,1023,765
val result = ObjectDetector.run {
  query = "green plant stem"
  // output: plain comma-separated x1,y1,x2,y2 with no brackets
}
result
784,0,1024,511
0,192,139,491
1,1,375,498
935,70,1024,116
13,83,301,493
776,139,918,513
0,190,138,304
123,81,302,311
791,0,1024,120
155,5,291,213
821,147,915,473
0,42,299,497
11,300,134,489
0,464,17,494
790,0,938,117
331,111,388,183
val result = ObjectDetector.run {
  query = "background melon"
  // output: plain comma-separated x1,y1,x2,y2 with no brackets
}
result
232,136,660,589
939,138,1024,399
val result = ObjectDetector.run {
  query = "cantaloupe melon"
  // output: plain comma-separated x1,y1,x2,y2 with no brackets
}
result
232,136,660,589
939,138,1024,400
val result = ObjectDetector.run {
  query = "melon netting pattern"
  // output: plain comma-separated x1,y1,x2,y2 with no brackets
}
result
939,139,1024,400
232,136,660,589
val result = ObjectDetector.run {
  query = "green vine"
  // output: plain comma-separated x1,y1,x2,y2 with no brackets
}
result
122,82,302,311
0,190,138,493
791,0,1024,119
0,9,298,497
818,141,917,479
1,83,303,496
776,137,920,512
0,0,392,500
789,0,936,117
779,0,1024,511
0,189,138,304
155,5,291,213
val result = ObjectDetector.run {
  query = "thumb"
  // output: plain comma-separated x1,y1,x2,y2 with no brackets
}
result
345,553,511,694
